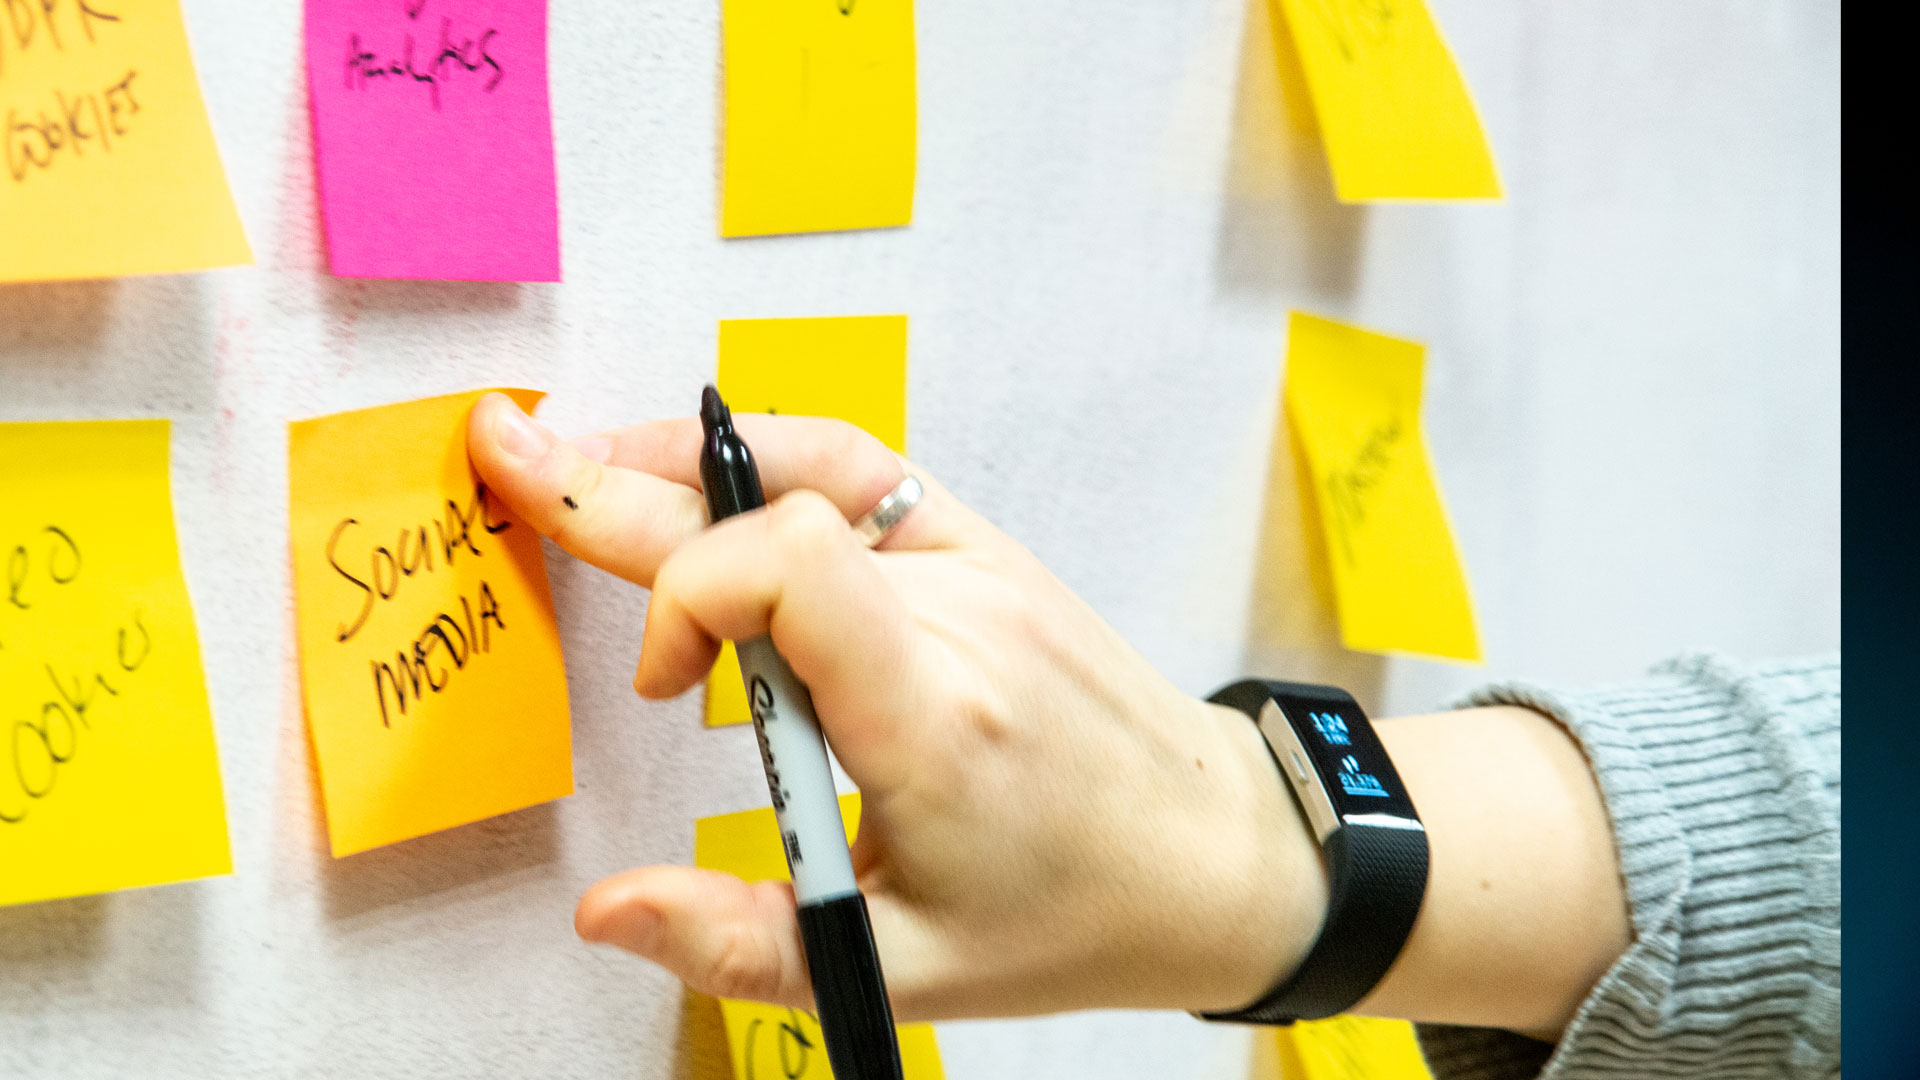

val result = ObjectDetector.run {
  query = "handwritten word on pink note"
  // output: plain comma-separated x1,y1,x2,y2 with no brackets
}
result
303,0,560,281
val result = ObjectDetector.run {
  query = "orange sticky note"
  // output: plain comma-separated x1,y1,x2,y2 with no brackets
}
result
1,0,252,282
721,0,916,237
705,315,907,728
1,420,231,907
1284,312,1481,662
695,795,944,1080
1269,0,1501,201
289,389,572,856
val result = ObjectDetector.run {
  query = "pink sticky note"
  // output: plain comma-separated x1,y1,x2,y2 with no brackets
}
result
304,0,561,281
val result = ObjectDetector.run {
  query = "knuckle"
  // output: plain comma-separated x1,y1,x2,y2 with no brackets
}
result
767,490,847,553
981,574,1044,639
800,419,896,499
642,556,703,644
813,418,880,470
648,549,688,605
958,683,1019,746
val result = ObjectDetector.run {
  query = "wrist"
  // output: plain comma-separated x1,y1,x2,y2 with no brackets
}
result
1186,700,1330,1013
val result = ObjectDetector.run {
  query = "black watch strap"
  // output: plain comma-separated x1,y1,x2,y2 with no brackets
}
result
1200,681,1429,1025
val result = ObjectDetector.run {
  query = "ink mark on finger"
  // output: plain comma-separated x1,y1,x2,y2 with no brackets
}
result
562,495,578,510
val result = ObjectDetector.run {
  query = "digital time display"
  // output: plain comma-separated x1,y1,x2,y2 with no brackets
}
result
1281,703,1417,822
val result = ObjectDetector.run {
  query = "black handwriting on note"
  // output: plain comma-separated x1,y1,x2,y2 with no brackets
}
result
321,483,518,729
0,0,120,76
1302,0,1396,63
6,546,28,611
743,1008,820,1080
3,525,83,640
369,579,506,727
1,525,154,824
344,15,503,110
117,608,151,671
6,67,139,183
45,526,81,582
1324,417,1403,567
1,645,147,825
326,483,508,644
1,0,125,167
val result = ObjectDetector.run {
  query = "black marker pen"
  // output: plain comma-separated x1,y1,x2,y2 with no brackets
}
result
698,386,904,1080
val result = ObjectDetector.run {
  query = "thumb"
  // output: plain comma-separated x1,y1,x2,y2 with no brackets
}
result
576,867,815,1006
576,866,947,1019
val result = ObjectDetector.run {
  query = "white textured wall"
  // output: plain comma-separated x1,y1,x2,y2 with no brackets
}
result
0,1,1839,1077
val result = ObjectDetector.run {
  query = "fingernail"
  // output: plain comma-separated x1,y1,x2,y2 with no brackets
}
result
572,435,613,464
494,402,551,460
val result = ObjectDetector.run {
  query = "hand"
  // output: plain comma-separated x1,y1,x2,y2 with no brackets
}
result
467,392,1328,1020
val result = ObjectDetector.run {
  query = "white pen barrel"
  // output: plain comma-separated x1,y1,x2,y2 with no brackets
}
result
733,635,859,905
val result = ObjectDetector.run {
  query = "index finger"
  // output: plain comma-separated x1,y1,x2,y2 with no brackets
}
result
469,392,706,587
580,412,980,552
470,396,966,590
580,413,905,518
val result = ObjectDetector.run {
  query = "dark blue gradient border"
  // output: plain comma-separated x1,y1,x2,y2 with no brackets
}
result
1842,50,1918,1076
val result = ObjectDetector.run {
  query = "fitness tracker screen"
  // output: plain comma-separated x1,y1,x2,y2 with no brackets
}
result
1278,701,1418,822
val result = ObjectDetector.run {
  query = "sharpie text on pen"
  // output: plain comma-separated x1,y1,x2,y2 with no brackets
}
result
748,675,791,813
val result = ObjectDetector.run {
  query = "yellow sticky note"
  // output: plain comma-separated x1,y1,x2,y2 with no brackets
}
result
708,641,756,730
706,315,908,728
1269,0,1500,201
1,0,251,282
1283,312,1480,663
695,795,944,1080
289,389,573,857
716,315,909,454
0,420,230,907
721,0,916,237
1280,1015,1433,1080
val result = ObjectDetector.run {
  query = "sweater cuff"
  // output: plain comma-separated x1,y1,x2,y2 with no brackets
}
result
1414,653,1841,1080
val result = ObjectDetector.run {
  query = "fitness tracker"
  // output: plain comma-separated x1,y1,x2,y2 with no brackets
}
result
1199,680,1429,1025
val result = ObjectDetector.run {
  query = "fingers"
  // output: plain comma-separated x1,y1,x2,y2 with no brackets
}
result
583,414,895,515
472,396,976,588
576,867,815,1006
638,490,920,786
581,413,976,551
469,392,707,587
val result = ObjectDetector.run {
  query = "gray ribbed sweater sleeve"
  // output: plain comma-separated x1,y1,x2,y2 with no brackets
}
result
1414,653,1841,1080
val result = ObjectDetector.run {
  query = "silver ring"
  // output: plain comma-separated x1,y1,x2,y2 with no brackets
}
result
853,475,923,548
